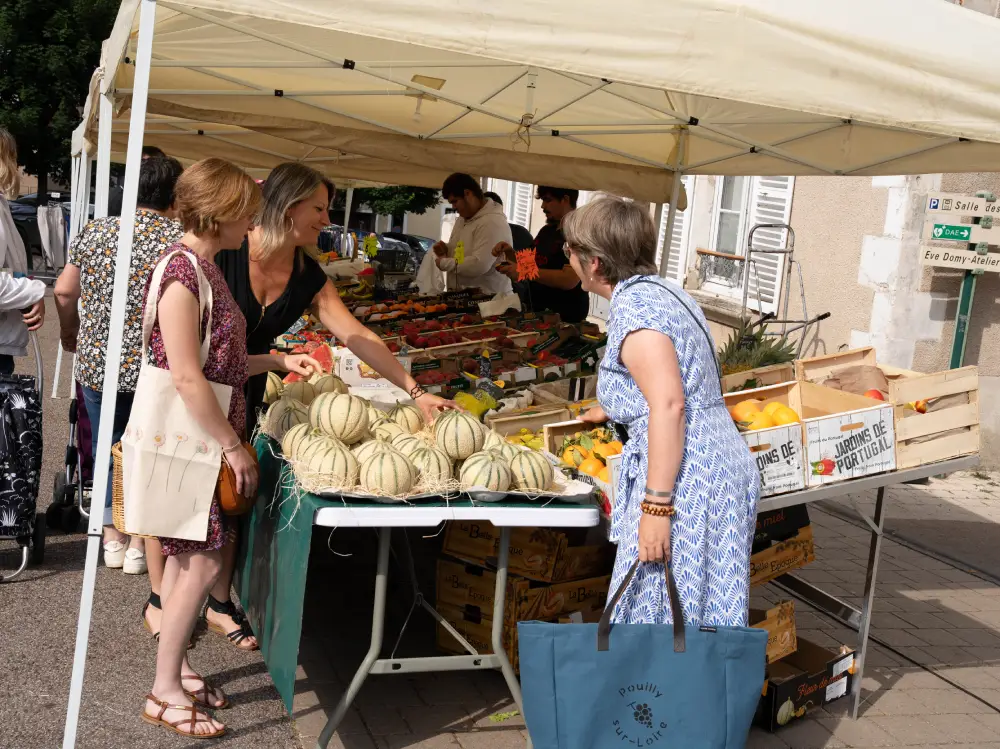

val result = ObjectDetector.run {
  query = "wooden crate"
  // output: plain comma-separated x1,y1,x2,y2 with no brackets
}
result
796,348,979,469
485,407,573,436
751,524,815,586
750,601,798,664
724,390,806,498
721,363,796,394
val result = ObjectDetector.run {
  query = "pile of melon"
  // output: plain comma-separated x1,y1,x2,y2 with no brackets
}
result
265,395,559,499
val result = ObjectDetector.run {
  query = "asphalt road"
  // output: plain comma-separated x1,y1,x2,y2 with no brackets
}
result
0,296,299,749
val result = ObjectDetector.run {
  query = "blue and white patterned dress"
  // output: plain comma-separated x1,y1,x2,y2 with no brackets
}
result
600,275,759,626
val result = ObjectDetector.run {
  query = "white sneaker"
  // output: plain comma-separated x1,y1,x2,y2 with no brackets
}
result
123,547,148,575
103,540,127,568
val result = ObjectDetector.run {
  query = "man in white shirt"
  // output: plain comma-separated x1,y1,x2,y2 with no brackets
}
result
432,173,512,295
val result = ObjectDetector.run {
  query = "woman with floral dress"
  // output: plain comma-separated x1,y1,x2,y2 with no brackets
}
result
564,195,759,627
139,158,316,738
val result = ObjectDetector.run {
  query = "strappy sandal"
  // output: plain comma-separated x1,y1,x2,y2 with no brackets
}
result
141,694,226,739
182,673,230,710
142,593,194,650
204,595,259,651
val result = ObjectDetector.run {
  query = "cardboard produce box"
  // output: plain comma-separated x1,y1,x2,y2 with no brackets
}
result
442,522,614,583
754,505,810,552
756,638,856,732
750,524,815,586
750,601,797,665
796,347,979,470
727,381,895,489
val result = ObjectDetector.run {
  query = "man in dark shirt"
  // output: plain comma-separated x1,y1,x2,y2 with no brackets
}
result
493,185,589,322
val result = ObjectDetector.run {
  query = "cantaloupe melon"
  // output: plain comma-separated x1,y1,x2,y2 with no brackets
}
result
374,421,407,443
510,450,554,491
309,392,369,445
360,450,416,496
264,372,284,405
410,446,453,487
352,438,396,465
436,412,485,460
366,404,388,427
483,430,507,452
432,409,460,437
389,403,424,434
281,422,315,461
296,433,343,466
299,438,358,490
310,373,349,396
283,380,316,405
459,451,511,492
265,397,309,440
391,433,428,457
494,441,523,462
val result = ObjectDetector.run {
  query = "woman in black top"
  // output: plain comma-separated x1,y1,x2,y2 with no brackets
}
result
208,163,455,649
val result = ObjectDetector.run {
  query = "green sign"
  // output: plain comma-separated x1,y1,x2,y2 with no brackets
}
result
932,223,971,241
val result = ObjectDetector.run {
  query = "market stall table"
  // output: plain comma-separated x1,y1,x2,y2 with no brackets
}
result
234,436,599,749
756,455,979,719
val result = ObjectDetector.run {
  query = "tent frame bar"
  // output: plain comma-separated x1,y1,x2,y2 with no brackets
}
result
150,59,525,69
843,137,962,175
427,69,531,138
118,88,417,97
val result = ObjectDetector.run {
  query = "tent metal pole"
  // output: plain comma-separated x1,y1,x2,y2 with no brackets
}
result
658,130,687,278
95,94,113,219
343,186,354,256
62,1,157,746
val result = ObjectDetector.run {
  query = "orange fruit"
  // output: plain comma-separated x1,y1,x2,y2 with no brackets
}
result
597,467,610,483
562,445,589,467
746,412,776,431
730,399,763,423
578,457,604,477
592,442,619,460
771,406,801,426
762,402,784,417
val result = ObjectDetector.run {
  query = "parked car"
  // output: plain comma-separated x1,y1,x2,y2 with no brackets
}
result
380,231,434,264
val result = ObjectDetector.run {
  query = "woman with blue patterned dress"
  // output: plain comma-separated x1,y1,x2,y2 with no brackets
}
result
563,196,759,627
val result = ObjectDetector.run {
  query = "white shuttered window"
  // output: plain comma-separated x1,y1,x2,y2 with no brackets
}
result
510,182,533,229
655,175,694,283
745,176,795,314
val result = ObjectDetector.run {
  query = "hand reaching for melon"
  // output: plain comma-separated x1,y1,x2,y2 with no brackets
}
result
414,391,460,426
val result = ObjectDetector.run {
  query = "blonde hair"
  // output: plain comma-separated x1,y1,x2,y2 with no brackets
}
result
175,158,261,236
562,195,658,285
0,128,20,198
254,162,333,259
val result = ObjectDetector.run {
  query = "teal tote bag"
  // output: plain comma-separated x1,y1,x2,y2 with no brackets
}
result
518,561,767,749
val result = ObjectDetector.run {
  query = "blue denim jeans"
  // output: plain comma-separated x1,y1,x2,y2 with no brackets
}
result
80,387,135,510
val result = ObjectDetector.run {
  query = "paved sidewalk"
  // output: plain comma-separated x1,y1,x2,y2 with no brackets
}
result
292,476,1000,749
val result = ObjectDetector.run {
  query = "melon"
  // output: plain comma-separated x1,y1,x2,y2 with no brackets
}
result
483,430,507,452
389,403,424,434
494,441,523,462
283,380,317,405
391,433,428,457
264,397,309,440
281,422,315,461
299,437,358,489
310,373,349,396
352,438,397,465
366,404,388,427
460,451,511,492
296,433,343,465
436,412,485,460
432,409,461,437
410,446,453,486
360,450,416,497
264,372,284,405
510,450,555,491
374,421,407,443
309,392,369,445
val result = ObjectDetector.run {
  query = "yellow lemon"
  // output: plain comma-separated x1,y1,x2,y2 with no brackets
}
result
762,401,785,418
729,399,763,423
746,412,776,431
772,406,801,426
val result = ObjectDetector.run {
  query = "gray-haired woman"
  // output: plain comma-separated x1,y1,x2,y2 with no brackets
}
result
565,195,758,628
204,162,457,650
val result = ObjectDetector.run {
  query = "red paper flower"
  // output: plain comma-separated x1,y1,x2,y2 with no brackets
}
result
515,249,540,281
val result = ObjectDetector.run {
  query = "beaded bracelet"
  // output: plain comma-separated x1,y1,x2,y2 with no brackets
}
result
641,502,676,518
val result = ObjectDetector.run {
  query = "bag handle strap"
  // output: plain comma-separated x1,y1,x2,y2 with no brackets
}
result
141,249,214,366
597,560,686,653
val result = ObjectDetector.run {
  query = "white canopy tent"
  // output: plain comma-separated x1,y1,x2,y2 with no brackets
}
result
64,1,1000,747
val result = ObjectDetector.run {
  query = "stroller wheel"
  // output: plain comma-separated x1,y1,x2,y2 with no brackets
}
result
45,502,65,532
53,472,71,506
31,513,45,564
60,505,82,534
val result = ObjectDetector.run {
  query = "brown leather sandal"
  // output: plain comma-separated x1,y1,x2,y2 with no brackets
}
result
141,694,226,739
182,673,230,710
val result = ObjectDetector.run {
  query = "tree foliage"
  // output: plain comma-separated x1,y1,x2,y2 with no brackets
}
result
0,0,119,194
333,186,441,222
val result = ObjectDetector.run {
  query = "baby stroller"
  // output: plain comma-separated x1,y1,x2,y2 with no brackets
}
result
0,347,46,581
45,379,93,533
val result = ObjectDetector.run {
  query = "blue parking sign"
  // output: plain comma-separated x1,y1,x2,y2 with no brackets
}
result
929,198,940,210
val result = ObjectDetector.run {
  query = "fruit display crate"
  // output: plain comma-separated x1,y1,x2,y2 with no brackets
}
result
795,347,979,470
542,419,622,513
726,381,896,490
721,363,796,394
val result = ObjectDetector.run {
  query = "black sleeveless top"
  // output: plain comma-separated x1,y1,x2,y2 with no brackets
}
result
216,241,328,433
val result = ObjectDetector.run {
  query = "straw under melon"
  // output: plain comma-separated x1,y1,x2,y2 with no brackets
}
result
389,403,424,434
436,412,485,460
360,450,416,496
510,450,554,491
310,392,369,445
265,397,309,440
460,451,511,492
410,446,453,487
283,380,316,405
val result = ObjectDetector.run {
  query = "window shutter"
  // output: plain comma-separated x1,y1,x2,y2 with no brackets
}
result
744,176,795,314
511,182,533,229
655,176,693,282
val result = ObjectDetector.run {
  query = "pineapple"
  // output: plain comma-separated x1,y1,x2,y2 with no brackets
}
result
717,318,795,384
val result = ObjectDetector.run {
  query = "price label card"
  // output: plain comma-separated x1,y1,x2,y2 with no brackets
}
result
455,240,465,265
363,234,379,258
